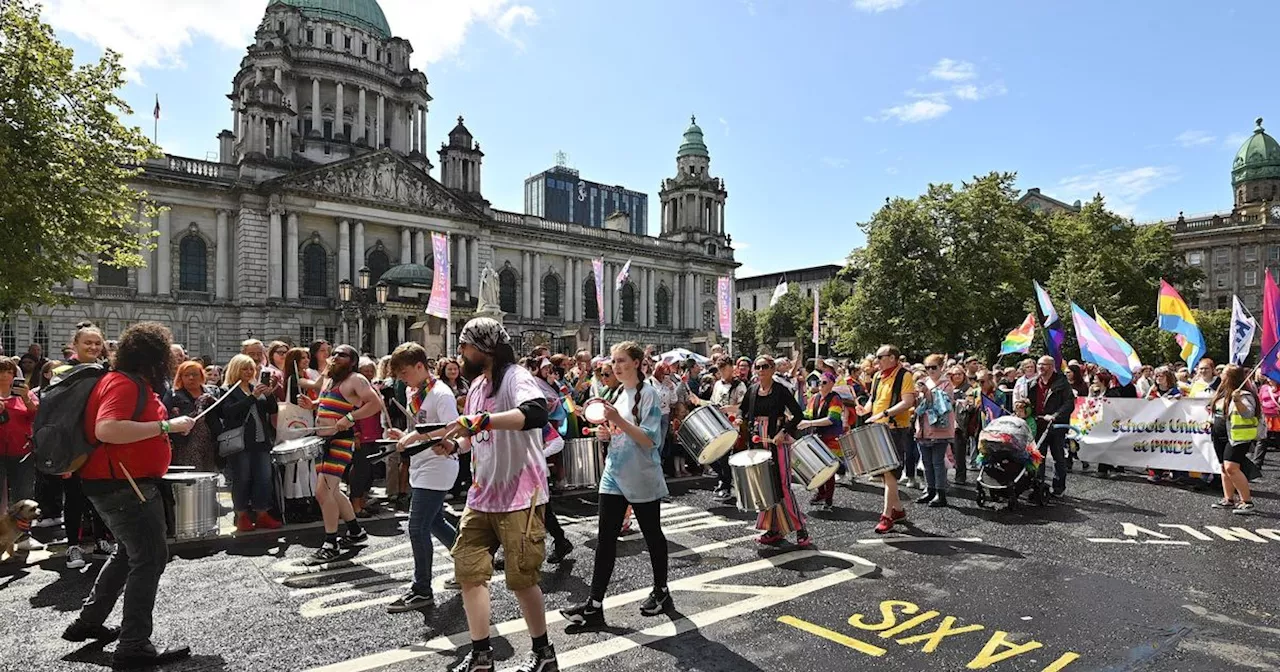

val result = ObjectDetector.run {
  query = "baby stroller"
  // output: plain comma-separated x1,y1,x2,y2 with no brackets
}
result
974,416,1049,510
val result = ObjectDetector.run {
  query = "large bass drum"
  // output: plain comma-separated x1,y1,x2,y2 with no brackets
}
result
162,472,220,540
790,435,840,490
679,405,738,465
729,449,781,513
562,438,603,490
838,423,902,477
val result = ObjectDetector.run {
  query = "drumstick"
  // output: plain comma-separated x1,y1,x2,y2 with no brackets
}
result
117,462,146,502
525,484,541,538
392,398,412,420
192,385,237,423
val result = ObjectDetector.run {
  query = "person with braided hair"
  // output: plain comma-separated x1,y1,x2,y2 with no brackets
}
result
562,341,671,629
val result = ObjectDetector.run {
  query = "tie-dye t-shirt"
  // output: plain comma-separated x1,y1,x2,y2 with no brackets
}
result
464,364,551,513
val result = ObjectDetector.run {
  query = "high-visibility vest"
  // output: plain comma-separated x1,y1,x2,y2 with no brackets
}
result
1230,410,1259,443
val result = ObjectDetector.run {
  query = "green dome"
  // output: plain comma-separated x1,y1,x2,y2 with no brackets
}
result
1232,118,1280,186
677,114,709,158
269,0,392,39
380,263,432,288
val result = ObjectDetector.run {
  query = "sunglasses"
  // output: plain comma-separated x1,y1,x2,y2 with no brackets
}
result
926,365,940,371
876,354,894,360
333,351,353,360
754,363,772,370
599,372,613,379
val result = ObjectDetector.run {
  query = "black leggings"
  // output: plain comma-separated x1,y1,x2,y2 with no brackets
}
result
590,495,667,602
545,494,565,544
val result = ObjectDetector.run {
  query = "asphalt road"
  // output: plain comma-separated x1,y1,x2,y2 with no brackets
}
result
4,463,1280,672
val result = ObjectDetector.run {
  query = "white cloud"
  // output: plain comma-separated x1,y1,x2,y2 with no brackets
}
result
886,166,899,175
929,58,976,82
1175,130,1215,148
853,0,907,13
42,0,537,80
872,98,951,123
1224,132,1250,149
718,117,730,136
953,81,1006,101
821,156,850,169
736,264,765,278
741,0,758,16
1055,166,1179,217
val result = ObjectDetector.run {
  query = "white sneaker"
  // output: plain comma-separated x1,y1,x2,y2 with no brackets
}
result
33,517,63,529
93,539,116,556
15,535,46,552
897,473,909,485
66,546,86,569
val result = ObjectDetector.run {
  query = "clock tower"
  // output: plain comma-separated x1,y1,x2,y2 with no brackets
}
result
1231,118,1280,219
658,116,729,255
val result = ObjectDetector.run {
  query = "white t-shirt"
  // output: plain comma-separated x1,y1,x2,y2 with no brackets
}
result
407,379,461,491
464,365,551,513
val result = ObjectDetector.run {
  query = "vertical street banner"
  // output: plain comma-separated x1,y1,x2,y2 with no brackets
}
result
426,232,450,319
592,258,605,326
717,276,732,338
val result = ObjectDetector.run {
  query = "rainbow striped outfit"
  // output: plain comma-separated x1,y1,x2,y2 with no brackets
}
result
317,386,356,477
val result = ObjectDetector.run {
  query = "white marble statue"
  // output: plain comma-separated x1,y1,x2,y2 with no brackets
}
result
476,263,502,316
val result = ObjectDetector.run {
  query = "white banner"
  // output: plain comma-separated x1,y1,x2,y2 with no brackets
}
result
1069,397,1221,473
1230,295,1256,366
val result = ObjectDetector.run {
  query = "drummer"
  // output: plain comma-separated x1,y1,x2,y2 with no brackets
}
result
295,344,386,565
797,371,844,511
856,345,918,534
741,355,811,547
688,357,747,503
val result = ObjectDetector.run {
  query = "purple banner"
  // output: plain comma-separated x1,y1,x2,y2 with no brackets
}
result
717,276,732,338
426,232,450,318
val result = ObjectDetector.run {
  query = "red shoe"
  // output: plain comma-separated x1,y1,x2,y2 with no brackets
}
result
796,536,814,548
874,515,894,534
234,512,255,532
756,532,785,545
890,508,907,522
255,512,283,530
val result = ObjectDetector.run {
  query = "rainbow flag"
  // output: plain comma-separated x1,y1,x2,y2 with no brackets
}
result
1033,281,1065,370
1094,311,1141,373
1157,279,1204,369
999,313,1036,355
1070,303,1134,385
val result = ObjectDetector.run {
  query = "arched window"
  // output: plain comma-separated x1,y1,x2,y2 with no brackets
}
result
702,301,716,331
178,235,207,291
583,274,599,321
620,283,636,323
302,243,327,297
367,249,390,284
97,254,128,287
655,285,670,326
499,268,518,314
542,274,561,318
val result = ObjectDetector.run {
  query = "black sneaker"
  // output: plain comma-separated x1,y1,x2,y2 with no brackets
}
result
304,544,342,566
561,601,605,627
387,590,434,613
111,643,190,670
639,588,671,616
61,621,120,643
341,529,369,547
546,539,574,564
450,648,494,672
493,554,505,571
507,645,559,672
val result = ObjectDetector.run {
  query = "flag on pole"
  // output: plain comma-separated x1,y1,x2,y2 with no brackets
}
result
425,232,450,318
1032,280,1065,370
998,313,1036,355
1230,295,1257,366
1070,303,1134,385
614,259,632,292
1094,311,1142,373
591,258,605,327
717,276,732,338
1264,270,1280,382
812,296,820,348
981,394,1006,423
1157,279,1205,369
153,95,160,120
770,280,789,307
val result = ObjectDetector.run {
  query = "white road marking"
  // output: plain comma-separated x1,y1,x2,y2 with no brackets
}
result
854,537,983,545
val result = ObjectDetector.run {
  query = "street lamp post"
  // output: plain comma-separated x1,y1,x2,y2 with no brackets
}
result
337,266,388,355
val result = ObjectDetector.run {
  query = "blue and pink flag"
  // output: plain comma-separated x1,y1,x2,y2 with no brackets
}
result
1263,270,1280,382
1070,302,1134,385
1033,281,1065,370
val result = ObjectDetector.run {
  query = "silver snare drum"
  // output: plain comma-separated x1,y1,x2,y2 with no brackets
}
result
678,405,738,465
838,423,902,477
272,437,324,465
562,438,603,490
791,435,840,490
163,472,219,540
729,449,781,512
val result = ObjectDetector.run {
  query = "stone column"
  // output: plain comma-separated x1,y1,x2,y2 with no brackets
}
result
457,236,468,291
532,253,542,319
354,221,366,274
414,231,426,265
720,200,726,234
357,87,367,143
310,78,321,134
400,228,411,264
375,316,387,356
687,271,697,330
334,82,344,139
521,251,532,317
338,219,351,284
267,207,283,298
565,259,575,322
469,237,479,291
286,212,299,300
418,105,428,156
216,210,230,299
156,207,171,295
376,94,385,147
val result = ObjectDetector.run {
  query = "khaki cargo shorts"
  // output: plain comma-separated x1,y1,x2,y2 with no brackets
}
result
451,505,546,591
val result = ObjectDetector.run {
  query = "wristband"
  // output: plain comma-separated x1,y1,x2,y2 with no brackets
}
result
345,413,354,424
160,420,171,435
459,413,492,437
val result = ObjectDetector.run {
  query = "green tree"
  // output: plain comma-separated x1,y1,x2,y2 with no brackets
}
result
0,1,159,314
757,289,806,353
732,309,758,357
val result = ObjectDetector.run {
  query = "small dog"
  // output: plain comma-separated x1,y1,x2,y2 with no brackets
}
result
1,499,41,561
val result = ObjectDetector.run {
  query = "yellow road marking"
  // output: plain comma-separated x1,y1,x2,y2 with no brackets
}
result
778,615,887,656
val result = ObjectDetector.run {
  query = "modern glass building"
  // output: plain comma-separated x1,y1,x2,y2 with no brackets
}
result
524,165,648,235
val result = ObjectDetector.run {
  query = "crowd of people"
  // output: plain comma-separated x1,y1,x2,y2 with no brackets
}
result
0,315,1268,671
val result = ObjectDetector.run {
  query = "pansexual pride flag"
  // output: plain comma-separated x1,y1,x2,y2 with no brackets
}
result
1157,279,1204,368
999,313,1036,356
1070,303,1134,385
1263,270,1280,382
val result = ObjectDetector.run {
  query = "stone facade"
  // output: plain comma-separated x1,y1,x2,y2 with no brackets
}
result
735,265,845,314
5,2,736,362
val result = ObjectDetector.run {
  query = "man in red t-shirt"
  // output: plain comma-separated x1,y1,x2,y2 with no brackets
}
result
61,323,197,670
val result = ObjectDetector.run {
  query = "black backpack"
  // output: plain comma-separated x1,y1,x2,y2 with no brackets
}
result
29,363,147,475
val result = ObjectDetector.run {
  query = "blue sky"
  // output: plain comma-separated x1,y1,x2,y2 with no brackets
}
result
44,0,1280,279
